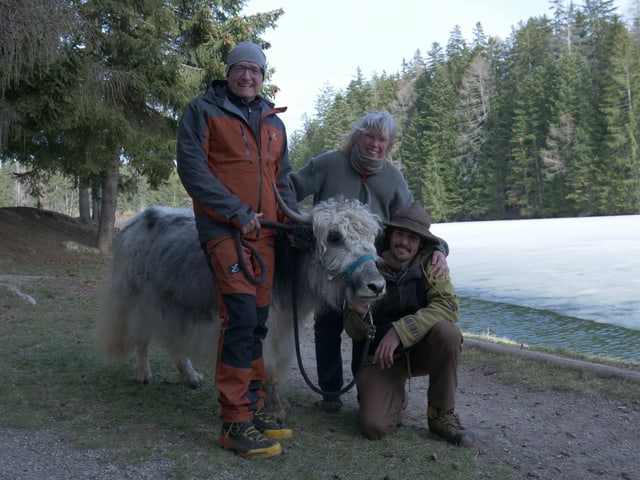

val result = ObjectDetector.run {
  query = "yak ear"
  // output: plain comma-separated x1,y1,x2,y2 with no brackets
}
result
273,182,312,224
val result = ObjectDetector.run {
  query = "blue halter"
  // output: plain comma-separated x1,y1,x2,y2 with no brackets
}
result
340,253,375,286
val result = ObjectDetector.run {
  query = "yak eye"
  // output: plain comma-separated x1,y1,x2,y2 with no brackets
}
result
327,231,343,245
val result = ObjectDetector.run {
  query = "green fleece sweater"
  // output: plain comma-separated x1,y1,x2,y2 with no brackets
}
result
289,149,413,221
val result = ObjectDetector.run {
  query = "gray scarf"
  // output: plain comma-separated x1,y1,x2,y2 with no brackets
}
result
350,145,387,176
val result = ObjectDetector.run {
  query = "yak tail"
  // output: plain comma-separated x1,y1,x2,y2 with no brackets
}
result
95,306,133,361
94,267,141,362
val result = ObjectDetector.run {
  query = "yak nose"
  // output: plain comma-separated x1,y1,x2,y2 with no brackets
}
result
368,280,386,295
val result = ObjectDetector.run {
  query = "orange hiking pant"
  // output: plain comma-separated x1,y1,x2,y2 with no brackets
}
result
205,233,275,423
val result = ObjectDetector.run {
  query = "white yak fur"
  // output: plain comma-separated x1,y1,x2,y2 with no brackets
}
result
95,198,385,420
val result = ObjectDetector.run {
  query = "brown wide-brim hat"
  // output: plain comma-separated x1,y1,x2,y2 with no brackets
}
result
384,201,440,244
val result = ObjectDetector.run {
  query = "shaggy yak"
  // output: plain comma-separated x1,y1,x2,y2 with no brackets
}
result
96,196,386,420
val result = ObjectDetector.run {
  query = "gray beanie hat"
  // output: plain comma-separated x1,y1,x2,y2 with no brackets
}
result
225,42,267,77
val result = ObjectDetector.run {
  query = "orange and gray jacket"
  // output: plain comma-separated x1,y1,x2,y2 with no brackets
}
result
176,81,298,243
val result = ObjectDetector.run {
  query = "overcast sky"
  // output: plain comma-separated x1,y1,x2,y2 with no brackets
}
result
243,0,634,134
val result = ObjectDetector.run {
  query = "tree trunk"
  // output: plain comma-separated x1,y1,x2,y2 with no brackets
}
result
96,152,119,253
78,178,91,222
91,180,101,223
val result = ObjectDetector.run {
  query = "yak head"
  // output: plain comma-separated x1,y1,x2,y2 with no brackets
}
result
277,189,386,310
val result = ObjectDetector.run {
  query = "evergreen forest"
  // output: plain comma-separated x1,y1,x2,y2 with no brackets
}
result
1,0,639,250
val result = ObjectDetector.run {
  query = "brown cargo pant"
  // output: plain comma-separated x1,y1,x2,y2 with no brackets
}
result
356,320,462,440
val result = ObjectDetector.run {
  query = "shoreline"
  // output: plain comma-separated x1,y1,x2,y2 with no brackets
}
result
457,296,640,365
463,336,640,383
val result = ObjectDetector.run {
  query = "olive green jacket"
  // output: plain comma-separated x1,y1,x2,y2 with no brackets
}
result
345,247,459,351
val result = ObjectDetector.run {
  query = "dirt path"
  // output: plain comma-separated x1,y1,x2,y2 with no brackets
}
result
287,326,640,480
457,363,638,479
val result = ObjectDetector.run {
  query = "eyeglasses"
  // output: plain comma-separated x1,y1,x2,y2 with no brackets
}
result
230,65,263,78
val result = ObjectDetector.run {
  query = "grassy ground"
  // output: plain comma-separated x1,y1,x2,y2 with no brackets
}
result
1,258,509,480
2,221,639,479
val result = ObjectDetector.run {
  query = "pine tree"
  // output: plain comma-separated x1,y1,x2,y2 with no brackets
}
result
507,16,555,217
3,0,283,251
453,52,497,219
577,0,633,213
400,44,456,221
0,0,75,148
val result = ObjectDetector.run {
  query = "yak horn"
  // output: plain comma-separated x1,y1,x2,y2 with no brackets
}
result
273,182,312,224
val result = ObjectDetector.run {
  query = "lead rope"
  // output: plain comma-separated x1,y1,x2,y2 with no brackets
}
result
290,252,375,397
232,230,266,285
256,220,375,397
233,220,302,286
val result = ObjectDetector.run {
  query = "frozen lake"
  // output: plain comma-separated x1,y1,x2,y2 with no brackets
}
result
433,215,640,363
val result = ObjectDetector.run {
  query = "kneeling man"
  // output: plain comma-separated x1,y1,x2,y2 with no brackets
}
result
344,201,474,446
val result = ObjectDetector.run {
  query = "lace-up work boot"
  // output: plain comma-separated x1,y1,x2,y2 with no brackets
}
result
219,421,281,458
427,405,475,446
253,409,293,439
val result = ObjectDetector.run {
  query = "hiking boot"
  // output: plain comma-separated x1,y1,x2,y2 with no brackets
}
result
219,421,281,458
253,409,293,439
427,405,475,446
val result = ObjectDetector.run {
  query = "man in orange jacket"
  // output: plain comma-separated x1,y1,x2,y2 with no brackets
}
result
176,41,297,459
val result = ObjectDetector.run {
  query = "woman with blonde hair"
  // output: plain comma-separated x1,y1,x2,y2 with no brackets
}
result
289,111,449,412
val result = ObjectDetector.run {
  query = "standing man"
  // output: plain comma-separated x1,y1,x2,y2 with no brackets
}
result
289,111,449,412
344,202,475,446
176,41,297,459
